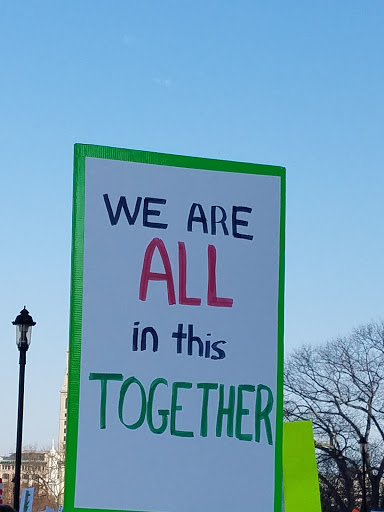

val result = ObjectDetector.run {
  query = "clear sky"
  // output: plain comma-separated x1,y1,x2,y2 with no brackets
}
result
0,1,383,455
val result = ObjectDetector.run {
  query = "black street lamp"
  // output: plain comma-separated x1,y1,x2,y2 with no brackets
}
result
12,306,36,511
359,435,368,512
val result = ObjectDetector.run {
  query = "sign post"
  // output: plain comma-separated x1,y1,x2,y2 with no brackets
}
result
65,144,285,512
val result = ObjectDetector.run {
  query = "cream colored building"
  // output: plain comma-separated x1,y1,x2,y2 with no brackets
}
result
58,350,68,453
0,444,63,506
57,349,68,501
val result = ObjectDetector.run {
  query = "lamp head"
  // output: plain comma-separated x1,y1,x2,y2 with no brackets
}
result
12,306,36,349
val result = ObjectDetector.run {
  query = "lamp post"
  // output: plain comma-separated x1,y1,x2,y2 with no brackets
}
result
359,435,368,512
12,306,36,512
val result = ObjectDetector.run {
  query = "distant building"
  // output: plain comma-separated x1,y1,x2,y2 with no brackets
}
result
0,444,63,505
57,349,68,500
58,350,68,453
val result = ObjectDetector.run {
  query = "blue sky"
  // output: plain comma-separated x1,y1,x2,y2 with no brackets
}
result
0,1,383,454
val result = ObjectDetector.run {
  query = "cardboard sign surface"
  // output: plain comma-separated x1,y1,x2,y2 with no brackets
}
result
283,421,321,512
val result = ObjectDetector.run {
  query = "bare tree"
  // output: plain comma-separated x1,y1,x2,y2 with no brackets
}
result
285,321,384,511
1,481,14,506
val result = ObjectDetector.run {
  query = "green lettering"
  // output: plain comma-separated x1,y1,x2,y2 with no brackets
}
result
235,384,255,441
255,384,274,445
89,372,123,429
170,382,194,437
197,383,218,437
216,384,235,437
119,377,146,429
147,378,169,434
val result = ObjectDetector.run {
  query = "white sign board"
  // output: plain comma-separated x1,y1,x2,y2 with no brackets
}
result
65,145,285,512
19,487,34,512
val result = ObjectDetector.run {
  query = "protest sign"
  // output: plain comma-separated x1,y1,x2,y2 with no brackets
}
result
65,144,285,512
19,487,34,512
283,421,321,512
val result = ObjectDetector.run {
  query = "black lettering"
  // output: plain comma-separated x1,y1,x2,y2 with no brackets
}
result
211,340,227,360
143,197,168,229
188,324,204,357
211,206,229,236
140,326,159,352
171,323,187,354
232,206,253,240
103,194,142,226
187,203,208,233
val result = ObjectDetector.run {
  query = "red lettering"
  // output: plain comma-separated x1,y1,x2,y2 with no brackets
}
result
178,242,202,306
207,244,233,308
139,238,176,305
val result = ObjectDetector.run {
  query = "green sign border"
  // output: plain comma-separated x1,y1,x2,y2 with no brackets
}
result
65,143,286,512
